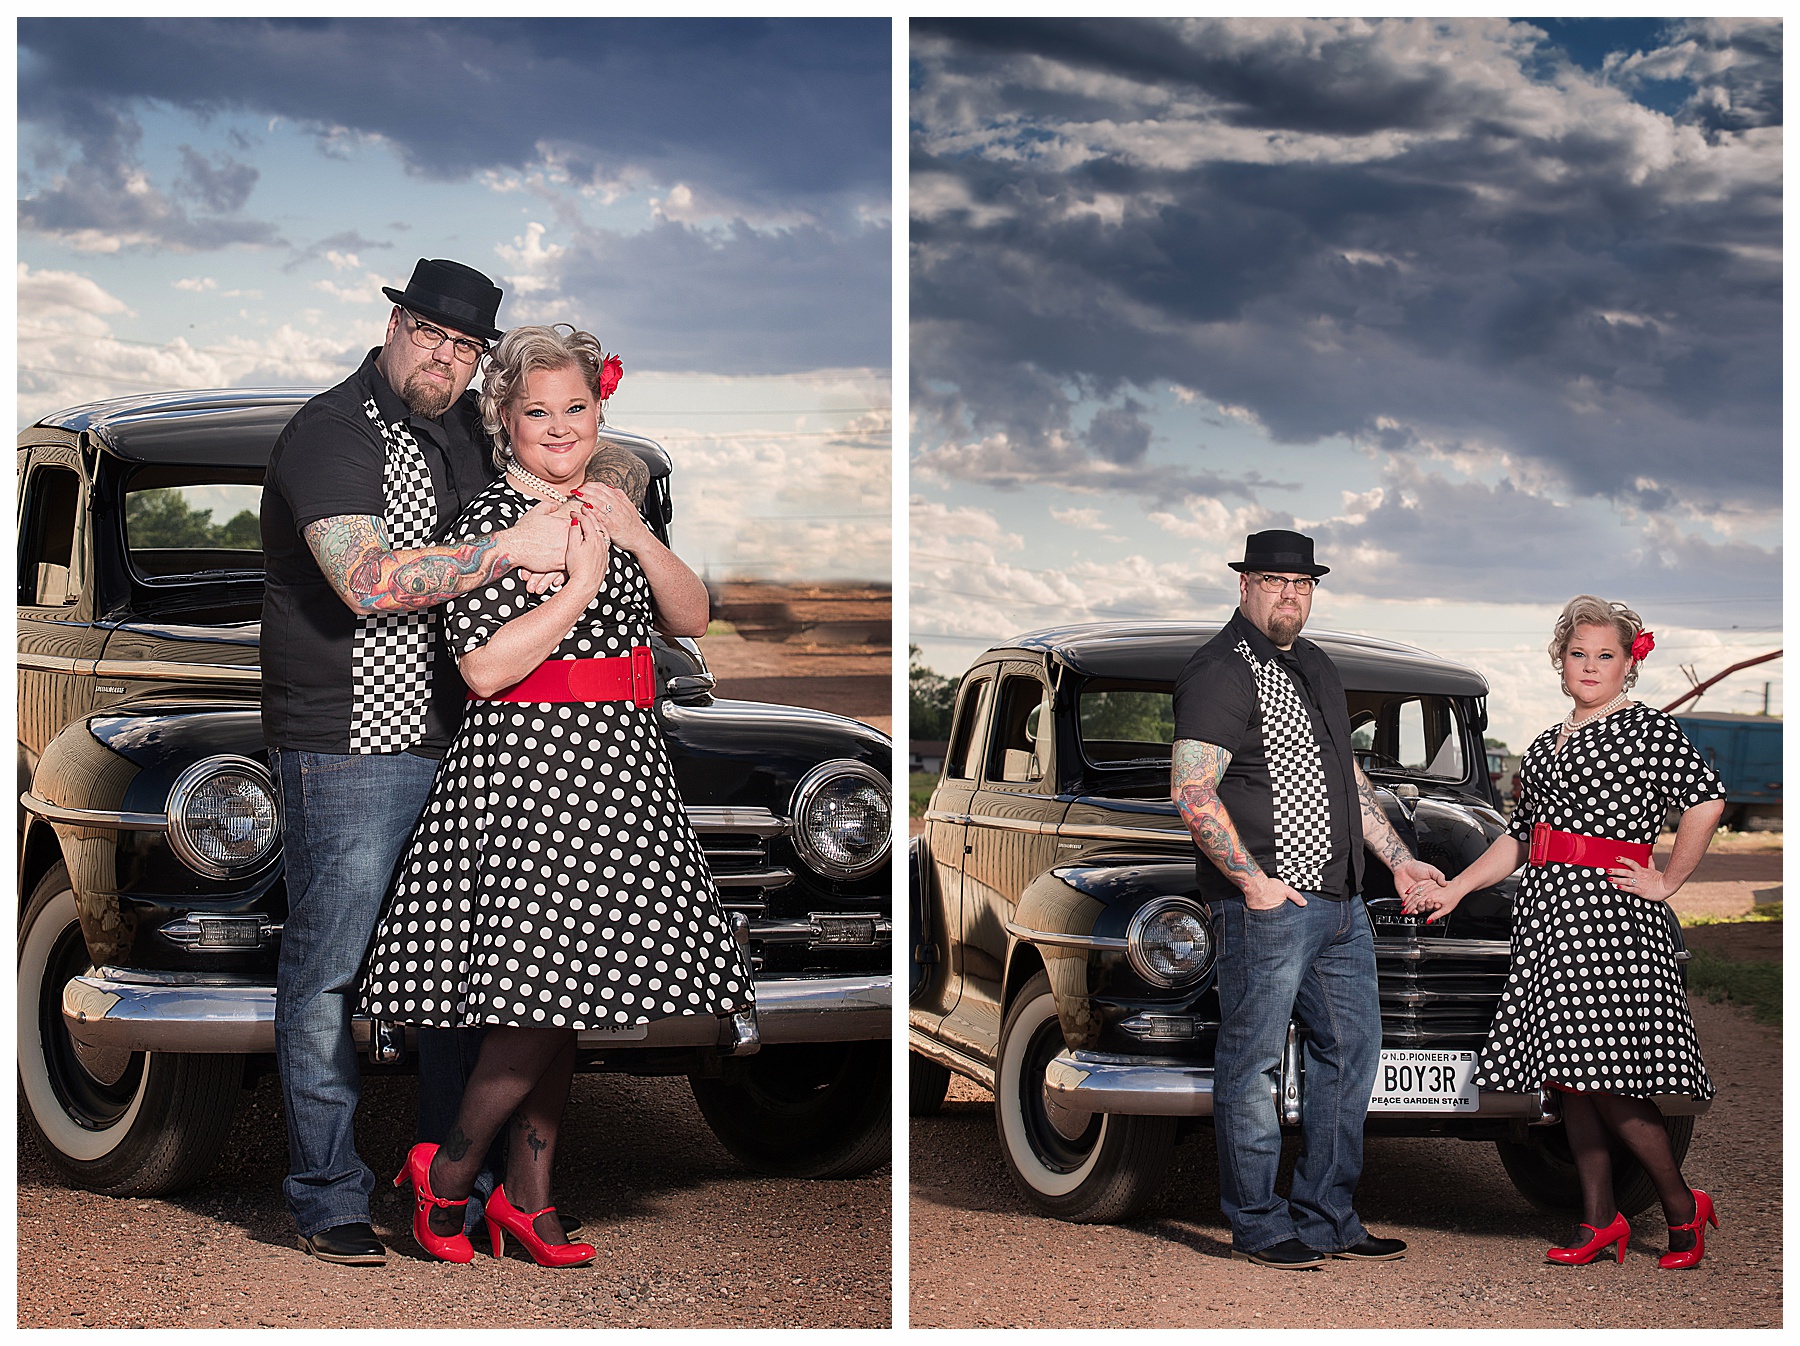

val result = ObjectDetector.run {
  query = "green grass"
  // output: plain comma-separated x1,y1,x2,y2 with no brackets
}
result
1682,901,1782,926
910,772,936,818
1685,946,1782,1027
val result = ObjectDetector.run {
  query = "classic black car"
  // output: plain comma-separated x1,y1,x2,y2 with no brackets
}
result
909,622,1703,1223
19,388,892,1196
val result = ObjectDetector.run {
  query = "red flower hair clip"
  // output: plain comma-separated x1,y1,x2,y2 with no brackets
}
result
599,353,623,401
1630,630,1655,661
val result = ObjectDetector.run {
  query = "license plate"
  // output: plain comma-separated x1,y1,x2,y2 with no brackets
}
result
1366,1048,1478,1112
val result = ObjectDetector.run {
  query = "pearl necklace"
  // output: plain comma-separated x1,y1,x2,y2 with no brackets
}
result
1560,690,1628,735
502,454,573,504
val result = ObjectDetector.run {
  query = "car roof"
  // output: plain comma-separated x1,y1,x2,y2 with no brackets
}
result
29,386,674,477
33,389,312,465
984,621,1490,696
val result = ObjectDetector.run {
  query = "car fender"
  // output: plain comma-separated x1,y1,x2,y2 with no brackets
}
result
1009,857,1209,1050
26,703,273,964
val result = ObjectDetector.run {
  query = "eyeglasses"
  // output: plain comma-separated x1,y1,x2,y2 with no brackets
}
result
1249,572,1318,594
403,310,488,364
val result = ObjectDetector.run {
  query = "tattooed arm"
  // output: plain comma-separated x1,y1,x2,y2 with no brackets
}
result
1171,738,1306,910
1354,763,1446,893
303,501,572,614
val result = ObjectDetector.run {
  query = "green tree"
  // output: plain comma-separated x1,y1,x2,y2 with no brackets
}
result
217,510,261,549
1079,690,1176,744
126,490,260,549
909,644,958,740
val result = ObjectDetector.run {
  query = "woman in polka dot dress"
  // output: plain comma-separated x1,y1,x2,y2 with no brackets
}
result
362,325,753,1267
1406,596,1725,1270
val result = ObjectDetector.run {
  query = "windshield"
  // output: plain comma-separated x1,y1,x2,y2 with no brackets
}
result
124,466,263,581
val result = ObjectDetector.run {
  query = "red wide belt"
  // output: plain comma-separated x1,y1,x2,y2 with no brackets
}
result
473,647,655,707
1527,822,1651,870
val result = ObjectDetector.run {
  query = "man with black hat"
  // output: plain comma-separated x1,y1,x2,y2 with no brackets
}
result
1170,529,1444,1270
261,259,574,1264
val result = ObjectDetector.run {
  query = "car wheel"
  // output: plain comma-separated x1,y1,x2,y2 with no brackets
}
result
689,1040,890,1179
1496,1115,1695,1218
995,970,1176,1223
909,1051,951,1116
18,863,243,1196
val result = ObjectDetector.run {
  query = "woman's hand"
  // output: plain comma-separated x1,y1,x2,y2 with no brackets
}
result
1402,877,1465,924
1609,856,1675,902
563,508,612,598
571,483,653,553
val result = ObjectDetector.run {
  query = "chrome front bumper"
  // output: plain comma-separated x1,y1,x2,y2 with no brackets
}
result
1042,1041,1711,1121
63,969,891,1054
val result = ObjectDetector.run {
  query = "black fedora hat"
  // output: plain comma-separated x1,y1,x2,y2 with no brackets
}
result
382,259,504,342
1228,529,1330,578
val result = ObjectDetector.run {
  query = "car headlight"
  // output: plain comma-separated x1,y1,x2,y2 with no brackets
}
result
789,759,891,880
1126,897,1213,988
167,755,281,878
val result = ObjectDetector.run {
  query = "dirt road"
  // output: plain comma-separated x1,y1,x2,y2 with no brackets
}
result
910,990,1780,1329
22,1069,887,1328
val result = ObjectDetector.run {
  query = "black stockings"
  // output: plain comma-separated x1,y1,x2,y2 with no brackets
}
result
426,1026,577,1243
1558,1089,1698,1250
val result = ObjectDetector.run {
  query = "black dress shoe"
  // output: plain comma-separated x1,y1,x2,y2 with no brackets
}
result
1231,1238,1325,1269
299,1222,388,1266
1329,1235,1408,1261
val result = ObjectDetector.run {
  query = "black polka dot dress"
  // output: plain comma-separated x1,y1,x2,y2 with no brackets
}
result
360,480,753,1029
1475,703,1724,1099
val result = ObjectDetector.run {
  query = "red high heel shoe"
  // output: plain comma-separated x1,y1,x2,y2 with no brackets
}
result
393,1142,473,1264
1547,1210,1630,1265
485,1185,596,1267
1658,1189,1717,1269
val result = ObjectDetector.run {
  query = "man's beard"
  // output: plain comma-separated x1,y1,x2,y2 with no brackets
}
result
1266,607,1305,645
399,365,456,418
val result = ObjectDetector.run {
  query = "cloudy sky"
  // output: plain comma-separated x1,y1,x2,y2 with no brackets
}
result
19,17,891,581
909,16,1782,751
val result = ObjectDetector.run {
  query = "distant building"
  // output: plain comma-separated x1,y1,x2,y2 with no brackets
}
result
911,740,949,775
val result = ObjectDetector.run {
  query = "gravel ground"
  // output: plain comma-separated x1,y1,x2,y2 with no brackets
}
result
20,1069,889,1328
910,991,1780,1329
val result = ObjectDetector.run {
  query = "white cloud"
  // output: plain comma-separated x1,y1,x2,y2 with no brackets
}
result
495,222,567,296
1050,506,1107,530
18,263,360,425
310,272,386,304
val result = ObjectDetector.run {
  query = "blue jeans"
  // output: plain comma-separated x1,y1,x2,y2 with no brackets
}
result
1213,894,1382,1253
272,748,438,1236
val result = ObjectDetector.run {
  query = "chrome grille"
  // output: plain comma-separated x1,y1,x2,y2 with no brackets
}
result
1374,937,1512,1049
687,806,793,920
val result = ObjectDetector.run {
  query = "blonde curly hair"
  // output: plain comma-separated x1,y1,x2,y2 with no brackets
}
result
479,323,611,463
1549,594,1646,691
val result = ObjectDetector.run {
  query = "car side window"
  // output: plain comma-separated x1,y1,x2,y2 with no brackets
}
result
19,463,81,607
985,676,1050,785
943,677,993,781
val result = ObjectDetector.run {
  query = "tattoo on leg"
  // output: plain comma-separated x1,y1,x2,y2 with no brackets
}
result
513,1111,548,1163
442,1126,472,1163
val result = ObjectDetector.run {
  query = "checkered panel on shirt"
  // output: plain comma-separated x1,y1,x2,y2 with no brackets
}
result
1236,639,1332,890
349,398,439,754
